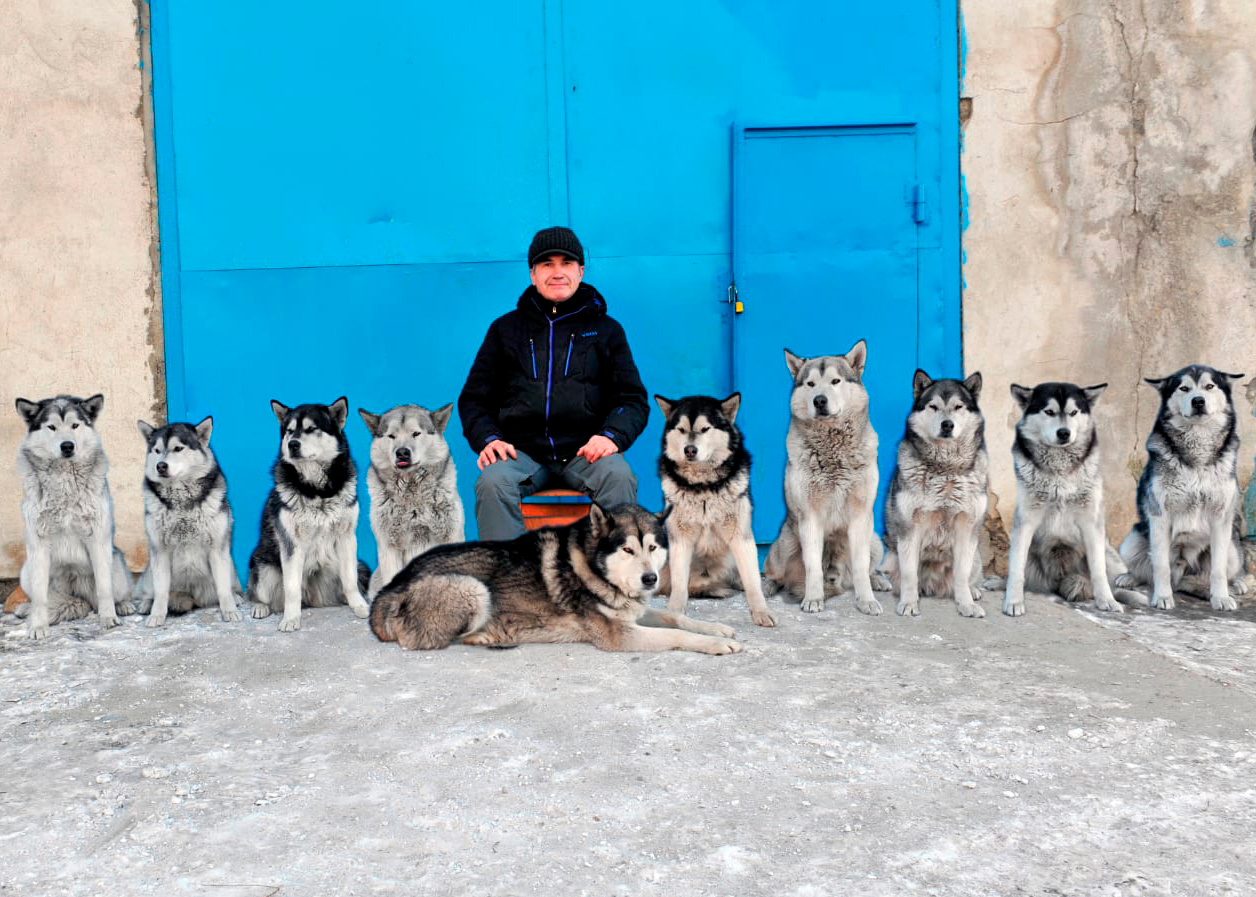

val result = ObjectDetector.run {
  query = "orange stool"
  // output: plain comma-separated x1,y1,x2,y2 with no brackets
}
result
521,488,592,530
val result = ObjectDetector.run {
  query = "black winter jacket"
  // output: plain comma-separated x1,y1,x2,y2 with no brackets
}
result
458,283,650,463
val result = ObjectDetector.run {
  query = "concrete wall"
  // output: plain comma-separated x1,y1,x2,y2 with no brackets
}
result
0,0,161,577
962,0,1256,541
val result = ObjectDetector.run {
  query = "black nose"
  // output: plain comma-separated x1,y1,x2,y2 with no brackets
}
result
813,394,828,411
1056,429,1070,444
287,439,301,457
683,444,698,460
156,461,169,476
59,441,74,457
395,447,411,461
1191,396,1206,410
940,420,954,436
641,572,658,588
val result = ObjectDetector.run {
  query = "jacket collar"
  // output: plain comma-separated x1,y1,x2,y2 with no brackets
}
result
517,282,606,322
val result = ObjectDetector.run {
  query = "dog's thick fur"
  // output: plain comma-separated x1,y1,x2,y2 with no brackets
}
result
247,397,371,631
370,503,741,654
131,417,244,626
882,371,994,618
15,394,135,638
654,394,776,627
1116,365,1249,611
762,341,890,615
359,402,464,598
1002,382,1144,616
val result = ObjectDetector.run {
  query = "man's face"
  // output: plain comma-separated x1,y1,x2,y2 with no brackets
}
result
530,255,584,302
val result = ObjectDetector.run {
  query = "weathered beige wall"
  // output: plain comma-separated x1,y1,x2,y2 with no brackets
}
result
0,0,162,576
962,0,1256,540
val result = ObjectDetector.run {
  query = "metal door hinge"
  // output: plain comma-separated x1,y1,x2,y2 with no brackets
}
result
908,184,929,225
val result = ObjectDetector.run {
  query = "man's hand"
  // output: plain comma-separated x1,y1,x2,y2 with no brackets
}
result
576,434,618,464
477,439,518,470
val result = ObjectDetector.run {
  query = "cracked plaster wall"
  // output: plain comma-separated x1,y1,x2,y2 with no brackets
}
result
962,0,1256,540
0,0,161,577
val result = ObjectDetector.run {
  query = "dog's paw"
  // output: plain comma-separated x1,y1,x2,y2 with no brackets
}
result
1150,591,1176,611
666,598,689,616
278,614,301,632
26,622,50,640
701,637,743,655
1113,573,1140,590
957,601,986,619
870,571,892,591
462,630,496,646
99,611,121,630
1211,592,1238,612
751,608,777,628
115,599,136,616
896,599,920,617
350,599,370,619
220,606,243,623
250,603,272,620
1229,577,1251,597
1002,597,1025,617
709,622,736,638
145,612,167,628
980,576,1006,591
854,595,883,616
799,595,824,613
1094,593,1124,613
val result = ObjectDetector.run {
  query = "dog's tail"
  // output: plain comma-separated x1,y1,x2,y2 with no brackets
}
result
370,574,490,650
357,560,371,595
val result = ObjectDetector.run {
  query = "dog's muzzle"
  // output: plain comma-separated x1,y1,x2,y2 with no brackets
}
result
939,420,954,438
1191,396,1207,414
287,439,302,458
683,444,698,461
395,447,411,468
641,572,658,589
1056,428,1071,444
156,461,170,477
59,441,75,458
812,395,829,416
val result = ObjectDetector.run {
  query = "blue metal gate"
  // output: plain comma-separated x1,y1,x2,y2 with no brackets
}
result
149,0,961,572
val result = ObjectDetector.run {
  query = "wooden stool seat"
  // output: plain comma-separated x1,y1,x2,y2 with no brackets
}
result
521,488,591,530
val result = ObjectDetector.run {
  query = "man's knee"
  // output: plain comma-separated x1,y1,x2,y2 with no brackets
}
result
475,461,528,499
584,456,638,504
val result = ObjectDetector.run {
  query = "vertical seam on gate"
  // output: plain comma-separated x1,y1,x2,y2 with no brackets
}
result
148,0,187,422
542,0,569,224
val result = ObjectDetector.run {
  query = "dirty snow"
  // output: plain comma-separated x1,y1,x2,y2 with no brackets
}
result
2,589,1255,896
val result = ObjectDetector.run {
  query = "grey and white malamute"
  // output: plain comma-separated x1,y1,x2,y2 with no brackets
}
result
370,503,741,654
247,397,371,631
1116,365,1249,611
358,403,464,598
1002,382,1143,616
131,417,244,626
882,371,994,618
654,394,776,627
14,394,135,638
762,341,890,615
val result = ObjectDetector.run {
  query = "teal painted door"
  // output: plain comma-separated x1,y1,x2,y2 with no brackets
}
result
733,125,925,542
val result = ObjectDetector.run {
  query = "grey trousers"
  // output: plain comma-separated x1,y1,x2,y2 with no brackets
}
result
473,449,638,541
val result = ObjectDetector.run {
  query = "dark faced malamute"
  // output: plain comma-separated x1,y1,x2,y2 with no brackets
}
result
654,394,776,627
132,416,244,626
1117,365,1249,611
882,371,992,618
1002,382,1142,616
370,503,741,654
247,397,371,631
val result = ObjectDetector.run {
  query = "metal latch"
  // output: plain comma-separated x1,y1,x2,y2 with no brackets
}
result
727,283,743,314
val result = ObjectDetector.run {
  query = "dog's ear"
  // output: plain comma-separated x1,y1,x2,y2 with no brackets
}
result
655,503,673,526
357,408,381,436
431,403,454,435
1082,383,1108,406
15,398,40,425
844,339,867,379
1219,371,1246,385
654,395,675,419
588,502,610,540
80,394,105,423
329,397,349,431
962,372,983,402
783,348,805,379
720,392,741,424
194,415,214,445
270,400,290,424
912,370,933,400
136,419,156,441
1009,384,1033,411
1143,376,1167,390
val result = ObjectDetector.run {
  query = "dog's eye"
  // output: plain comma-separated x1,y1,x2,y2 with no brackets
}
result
1045,409,1056,417
648,544,658,552
387,434,396,440
71,423,79,429
700,426,710,434
1205,383,1215,390
831,378,840,385
1179,385,1190,392
622,546,635,556
173,446,184,453
1068,410,1078,417
806,381,815,387
413,431,421,437
927,404,938,411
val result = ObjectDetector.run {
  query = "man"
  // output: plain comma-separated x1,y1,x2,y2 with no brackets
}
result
458,226,650,540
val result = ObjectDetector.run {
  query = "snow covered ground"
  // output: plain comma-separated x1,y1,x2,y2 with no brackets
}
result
2,588,1255,897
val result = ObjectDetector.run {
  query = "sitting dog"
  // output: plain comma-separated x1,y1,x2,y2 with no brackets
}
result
882,371,994,618
14,394,135,637
247,397,371,631
654,393,776,627
762,341,890,615
358,403,463,598
1117,366,1249,611
132,416,244,626
370,503,740,654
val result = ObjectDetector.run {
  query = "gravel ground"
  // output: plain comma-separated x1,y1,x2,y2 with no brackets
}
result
2,587,1255,897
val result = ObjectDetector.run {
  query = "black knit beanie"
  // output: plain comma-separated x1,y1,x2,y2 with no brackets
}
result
528,226,585,267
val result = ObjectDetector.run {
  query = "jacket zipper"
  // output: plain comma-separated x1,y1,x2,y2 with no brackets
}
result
563,334,574,377
529,338,537,379
541,309,583,461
